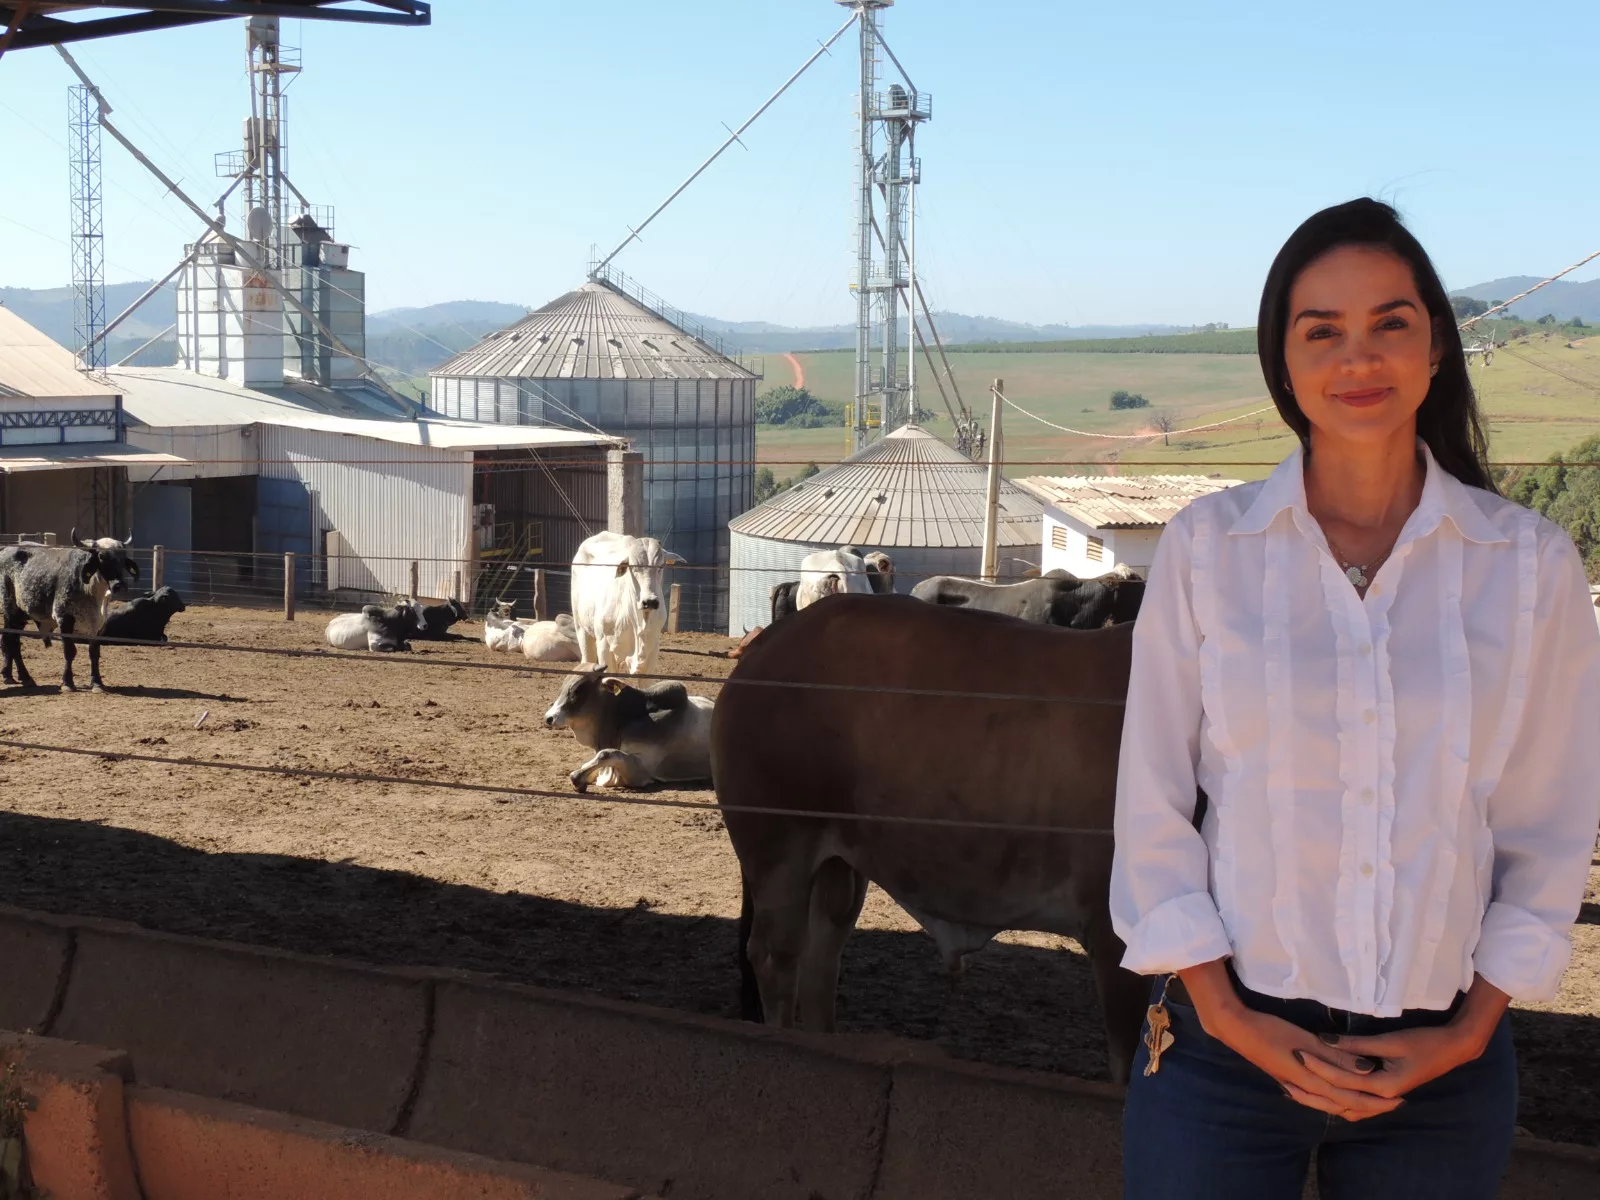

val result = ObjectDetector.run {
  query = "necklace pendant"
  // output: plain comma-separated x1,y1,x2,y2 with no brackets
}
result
1346,565,1367,588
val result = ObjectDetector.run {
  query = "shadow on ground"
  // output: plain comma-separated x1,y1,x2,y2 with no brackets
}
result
0,810,1595,1147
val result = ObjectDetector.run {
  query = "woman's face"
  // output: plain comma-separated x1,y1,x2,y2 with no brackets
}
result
1282,244,1442,448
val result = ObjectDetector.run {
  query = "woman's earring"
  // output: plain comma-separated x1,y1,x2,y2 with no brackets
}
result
1430,364,1439,377
1284,380,1294,395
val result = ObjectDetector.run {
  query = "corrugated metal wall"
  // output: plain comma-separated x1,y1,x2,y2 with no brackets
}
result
428,374,756,632
124,425,254,483
727,532,1037,635
259,427,472,599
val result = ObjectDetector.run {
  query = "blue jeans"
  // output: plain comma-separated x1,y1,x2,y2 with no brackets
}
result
1123,975,1517,1200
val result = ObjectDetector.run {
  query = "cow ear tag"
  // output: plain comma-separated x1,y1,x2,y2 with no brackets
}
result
602,678,625,694
1143,975,1176,1076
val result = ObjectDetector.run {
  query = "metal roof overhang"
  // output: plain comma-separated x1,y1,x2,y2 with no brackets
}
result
0,3,429,52
0,445,187,473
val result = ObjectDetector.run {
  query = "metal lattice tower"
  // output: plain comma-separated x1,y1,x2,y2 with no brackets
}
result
68,82,106,371
839,0,930,453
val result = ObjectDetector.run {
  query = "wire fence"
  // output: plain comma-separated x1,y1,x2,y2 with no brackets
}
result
0,605,1127,836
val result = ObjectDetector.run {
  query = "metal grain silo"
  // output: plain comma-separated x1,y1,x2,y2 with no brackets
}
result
429,275,759,630
726,424,1046,634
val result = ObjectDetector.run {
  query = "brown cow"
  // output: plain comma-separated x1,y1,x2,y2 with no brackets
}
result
711,593,1149,1083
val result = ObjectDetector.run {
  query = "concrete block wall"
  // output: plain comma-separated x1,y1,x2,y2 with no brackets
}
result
2,903,1596,1200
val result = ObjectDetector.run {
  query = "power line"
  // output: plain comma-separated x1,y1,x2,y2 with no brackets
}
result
996,388,1280,440
1497,345,1600,395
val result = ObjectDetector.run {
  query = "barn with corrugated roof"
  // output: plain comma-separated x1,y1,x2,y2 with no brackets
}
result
726,424,1045,634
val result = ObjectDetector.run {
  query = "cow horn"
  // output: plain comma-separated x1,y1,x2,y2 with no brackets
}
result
123,530,134,548
70,526,90,549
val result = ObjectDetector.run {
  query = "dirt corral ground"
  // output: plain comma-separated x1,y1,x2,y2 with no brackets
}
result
0,604,1596,1146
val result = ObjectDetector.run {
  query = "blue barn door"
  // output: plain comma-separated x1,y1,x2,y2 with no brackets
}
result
256,477,313,595
131,483,193,594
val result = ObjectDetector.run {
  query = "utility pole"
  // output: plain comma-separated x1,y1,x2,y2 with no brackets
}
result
981,378,1003,582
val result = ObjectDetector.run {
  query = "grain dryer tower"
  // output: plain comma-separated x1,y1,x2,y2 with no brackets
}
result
430,270,760,631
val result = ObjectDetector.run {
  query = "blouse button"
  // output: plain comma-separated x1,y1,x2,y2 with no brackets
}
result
1359,643,1372,656
1362,709,1377,725
1361,862,1375,878
1361,787,1375,803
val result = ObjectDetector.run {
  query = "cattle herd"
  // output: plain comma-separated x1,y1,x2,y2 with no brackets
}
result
0,526,1152,1083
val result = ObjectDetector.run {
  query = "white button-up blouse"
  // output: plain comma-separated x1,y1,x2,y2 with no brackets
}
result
1110,444,1600,1015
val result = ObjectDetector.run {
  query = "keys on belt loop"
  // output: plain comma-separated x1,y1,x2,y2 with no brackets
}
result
1143,974,1176,1076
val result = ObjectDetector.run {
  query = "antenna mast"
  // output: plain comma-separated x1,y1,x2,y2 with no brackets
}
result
840,0,929,453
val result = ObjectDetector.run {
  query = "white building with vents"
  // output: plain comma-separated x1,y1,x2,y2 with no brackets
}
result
726,424,1045,634
428,277,760,630
1014,474,1243,578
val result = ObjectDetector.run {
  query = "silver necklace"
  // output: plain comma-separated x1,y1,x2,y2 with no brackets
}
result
1328,541,1391,590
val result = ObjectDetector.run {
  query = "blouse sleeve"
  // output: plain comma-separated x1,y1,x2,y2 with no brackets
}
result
1110,506,1234,974
1472,526,1600,1001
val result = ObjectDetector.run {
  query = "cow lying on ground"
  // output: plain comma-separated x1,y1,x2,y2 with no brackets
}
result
483,610,527,653
711,594,1147,1084
0,530,140,691
571,531,683,676
522,614,581,662
910,567,1145,628
100,586,187,643
325,603,418,652
543,664,714,792
483,606,582,661
406,597,468,640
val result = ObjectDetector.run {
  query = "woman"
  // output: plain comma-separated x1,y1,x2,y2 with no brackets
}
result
1111,198,1600,1199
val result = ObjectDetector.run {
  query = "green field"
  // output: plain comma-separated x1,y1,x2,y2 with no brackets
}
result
757,332,1600,481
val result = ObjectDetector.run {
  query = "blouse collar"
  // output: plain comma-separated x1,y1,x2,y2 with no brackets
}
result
1229,440,1507,546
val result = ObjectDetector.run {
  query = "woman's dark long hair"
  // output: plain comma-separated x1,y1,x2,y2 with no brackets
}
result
1256,198,1495,492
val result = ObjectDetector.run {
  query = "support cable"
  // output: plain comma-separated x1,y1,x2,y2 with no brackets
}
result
1459,248,1600,329
591,10,859,276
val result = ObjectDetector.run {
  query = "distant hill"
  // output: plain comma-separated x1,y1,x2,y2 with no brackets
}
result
1453,276,1600,322
685,312,1195,354
1,280,176,346
366,300,529,336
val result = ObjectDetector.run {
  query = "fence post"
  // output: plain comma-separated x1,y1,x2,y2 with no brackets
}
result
453,569,462,603
533,569,547,622
667,583,682,634
42,532,56,547
283,553,296,621
152,545,166,591
409,561,419,600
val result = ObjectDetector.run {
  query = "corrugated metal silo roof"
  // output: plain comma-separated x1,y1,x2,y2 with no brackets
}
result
431,280,757,382
730,425,1044,549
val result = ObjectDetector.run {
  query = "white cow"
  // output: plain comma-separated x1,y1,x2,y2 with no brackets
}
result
522,614,581,663
796,547,875,610
571,531,683,676
483,611,528,653
325,603,417,652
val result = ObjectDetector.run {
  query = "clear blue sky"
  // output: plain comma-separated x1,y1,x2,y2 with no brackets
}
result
1,0,1596,328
